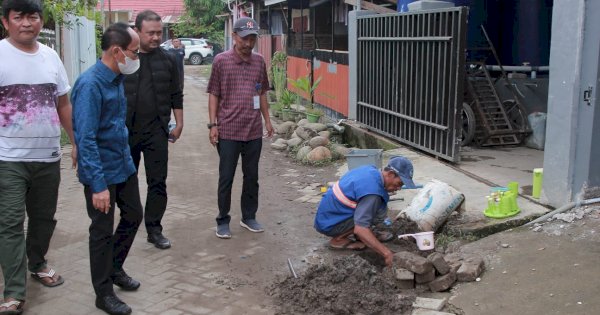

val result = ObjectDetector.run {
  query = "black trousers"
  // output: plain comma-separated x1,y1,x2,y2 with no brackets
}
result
130,127,168,234
84,175,143,297
216,138,262,226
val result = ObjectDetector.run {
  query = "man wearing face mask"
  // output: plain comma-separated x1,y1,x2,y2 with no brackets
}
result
71,22,144,315
123,10,183,250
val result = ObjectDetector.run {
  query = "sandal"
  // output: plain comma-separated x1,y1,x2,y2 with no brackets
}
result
375,230,395,243
0,300,24,315
30,268,64,287
329,239,366,251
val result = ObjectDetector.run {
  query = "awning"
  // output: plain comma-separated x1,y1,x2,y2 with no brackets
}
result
265,0,286,6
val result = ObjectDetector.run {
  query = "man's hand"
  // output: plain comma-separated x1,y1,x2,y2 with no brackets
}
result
354,225,394,266
265,121,274,138
70,145,78,169
209,127,219,146
92,190,111,214
170,125,183,143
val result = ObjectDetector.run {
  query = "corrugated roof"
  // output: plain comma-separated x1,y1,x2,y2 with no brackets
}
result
97,0,185,23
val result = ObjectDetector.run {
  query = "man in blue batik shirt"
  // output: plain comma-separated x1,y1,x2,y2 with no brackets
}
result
71,22,144,315
314,156,417,267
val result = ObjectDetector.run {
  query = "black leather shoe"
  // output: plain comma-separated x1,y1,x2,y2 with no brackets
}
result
95,294,132,315
147,232,171,249
111,270,140,291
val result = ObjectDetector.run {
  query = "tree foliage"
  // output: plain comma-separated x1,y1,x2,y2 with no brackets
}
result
171,0,227,45
43,0,99,27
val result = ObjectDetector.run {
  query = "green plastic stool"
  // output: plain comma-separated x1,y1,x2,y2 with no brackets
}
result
484,183,520,218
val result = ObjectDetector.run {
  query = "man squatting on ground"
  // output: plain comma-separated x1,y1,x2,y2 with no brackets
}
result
0,0,74,313
124,10,184,250
314,156,417,266
72,23,145,315
207,17,274,239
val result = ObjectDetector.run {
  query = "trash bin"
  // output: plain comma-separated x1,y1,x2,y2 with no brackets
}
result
345,149,383,170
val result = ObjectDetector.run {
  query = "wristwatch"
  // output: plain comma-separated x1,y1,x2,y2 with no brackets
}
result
207,123,218,129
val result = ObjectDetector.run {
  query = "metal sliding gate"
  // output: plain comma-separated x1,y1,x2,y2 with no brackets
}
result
355,7,467,162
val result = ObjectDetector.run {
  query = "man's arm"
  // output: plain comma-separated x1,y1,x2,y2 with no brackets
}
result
57,94,77,168
353,195,394,266
259,93,273,137
170,108,183,142
208,94,220,146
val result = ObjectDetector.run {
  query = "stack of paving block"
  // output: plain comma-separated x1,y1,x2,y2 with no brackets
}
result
392,251,485,292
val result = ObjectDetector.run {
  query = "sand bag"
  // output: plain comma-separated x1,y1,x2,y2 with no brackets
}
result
396,180,464,232
525,112,547,150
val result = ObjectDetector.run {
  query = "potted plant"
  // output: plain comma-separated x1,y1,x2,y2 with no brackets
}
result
288,74,323,123
280,89,296,121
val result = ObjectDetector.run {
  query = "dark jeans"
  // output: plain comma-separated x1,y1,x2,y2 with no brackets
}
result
216,138,262,226
84,175,143,297
0,161,60,300
130,127,168,234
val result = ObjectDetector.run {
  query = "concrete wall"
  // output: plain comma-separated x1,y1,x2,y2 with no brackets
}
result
543,0,600,206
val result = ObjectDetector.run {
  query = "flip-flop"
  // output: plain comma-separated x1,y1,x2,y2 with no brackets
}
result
30,268,64,287
0,300,24,315
329,240,366,251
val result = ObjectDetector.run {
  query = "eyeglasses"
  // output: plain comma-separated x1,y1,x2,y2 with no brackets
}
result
119,47,139,57
125,49,139,57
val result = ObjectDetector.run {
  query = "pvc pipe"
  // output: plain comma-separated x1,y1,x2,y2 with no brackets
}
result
486,65,549,72
525,197,600,226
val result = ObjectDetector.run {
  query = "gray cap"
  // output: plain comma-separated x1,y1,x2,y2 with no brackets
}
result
234,17,259,37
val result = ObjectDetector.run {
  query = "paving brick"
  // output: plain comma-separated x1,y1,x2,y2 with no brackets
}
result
394,251,434,274
412,308,456,315
427,252,451,275
415,268,436,284
394,267,415,281
428,272,457,292
412,297,448,311
457,256,485,282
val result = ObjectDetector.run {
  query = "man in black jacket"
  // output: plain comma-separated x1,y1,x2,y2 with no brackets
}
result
124,10,183,249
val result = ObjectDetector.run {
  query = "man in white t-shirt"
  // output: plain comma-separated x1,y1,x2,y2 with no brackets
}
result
0,0,76,313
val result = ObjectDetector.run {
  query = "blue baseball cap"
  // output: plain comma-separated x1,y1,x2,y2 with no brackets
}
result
387,156,416,189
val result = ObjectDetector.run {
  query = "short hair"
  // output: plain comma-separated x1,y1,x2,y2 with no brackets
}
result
2,0,43,18
135,10,161,30
100,22,132,51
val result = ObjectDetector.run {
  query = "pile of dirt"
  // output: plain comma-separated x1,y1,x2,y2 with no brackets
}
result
269,254,416,315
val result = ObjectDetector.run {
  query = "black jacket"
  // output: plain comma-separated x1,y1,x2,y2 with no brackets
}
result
123,48,183,134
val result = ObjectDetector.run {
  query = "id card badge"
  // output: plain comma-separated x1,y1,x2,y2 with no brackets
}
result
253,95,260,110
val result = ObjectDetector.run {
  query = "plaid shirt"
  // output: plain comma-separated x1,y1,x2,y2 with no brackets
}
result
206,48,269,141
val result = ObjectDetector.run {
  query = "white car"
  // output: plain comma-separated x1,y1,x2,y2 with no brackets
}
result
160,38,214,65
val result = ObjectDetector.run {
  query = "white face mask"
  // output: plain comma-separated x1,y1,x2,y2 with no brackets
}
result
117,48,140,74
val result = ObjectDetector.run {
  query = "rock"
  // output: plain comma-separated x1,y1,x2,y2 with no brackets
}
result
297,118,309,127
318,130,331,139
308,136,330,148
427,252,450,275
331,144,351,158
306,146,332,162
287,137,304,148
428,272,457,292
296,146,312,161
396,279,415,290
295,126,318,140
415,269,436,284
270,138,288,151
304,122,327,132
532,226,543,232
457,256,485,282
394,251,434,275
501,243,510,248
553,212,575,223
276,121,297,135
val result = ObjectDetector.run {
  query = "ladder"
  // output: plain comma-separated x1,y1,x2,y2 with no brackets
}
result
465,26,530,146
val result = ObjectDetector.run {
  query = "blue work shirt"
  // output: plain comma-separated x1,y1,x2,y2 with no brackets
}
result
71,60,136,193
314,165,390,233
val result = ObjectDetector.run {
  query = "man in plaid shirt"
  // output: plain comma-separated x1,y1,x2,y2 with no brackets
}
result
206,17,274,239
